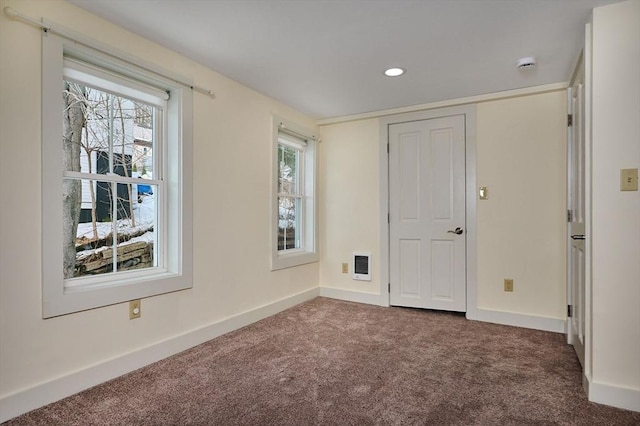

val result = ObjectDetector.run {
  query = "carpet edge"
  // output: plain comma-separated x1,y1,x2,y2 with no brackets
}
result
0,287,320,423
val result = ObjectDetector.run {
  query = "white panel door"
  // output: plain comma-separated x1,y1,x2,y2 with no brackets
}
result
389,115,466,311
568,60,586,367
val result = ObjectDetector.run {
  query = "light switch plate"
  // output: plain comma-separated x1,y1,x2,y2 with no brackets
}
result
620,168,638,191
479,186,489,200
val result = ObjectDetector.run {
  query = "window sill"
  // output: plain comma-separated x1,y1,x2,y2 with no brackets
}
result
44,269,192,318
271,250,319,271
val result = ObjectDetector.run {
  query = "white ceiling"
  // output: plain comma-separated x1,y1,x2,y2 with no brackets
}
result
68,0,618,119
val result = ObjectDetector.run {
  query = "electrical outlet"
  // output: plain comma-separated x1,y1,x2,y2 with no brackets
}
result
341,263,348,274
620,168,638,191
504,279,514,292
129,299,141,319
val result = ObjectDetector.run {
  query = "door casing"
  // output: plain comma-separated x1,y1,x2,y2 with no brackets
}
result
379,105,478,319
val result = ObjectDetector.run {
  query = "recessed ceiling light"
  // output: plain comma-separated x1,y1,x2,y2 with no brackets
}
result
384,67,405,77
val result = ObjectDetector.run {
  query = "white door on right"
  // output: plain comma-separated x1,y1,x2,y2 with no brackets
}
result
388,115,466,312
568,57,586,367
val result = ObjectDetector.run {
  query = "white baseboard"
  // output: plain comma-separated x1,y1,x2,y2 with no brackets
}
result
0,287,319,423
468,308,565,333
318,291,565,334
319,287,384,306
588,378,640,412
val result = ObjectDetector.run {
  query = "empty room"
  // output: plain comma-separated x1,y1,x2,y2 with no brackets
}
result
0,0,638,424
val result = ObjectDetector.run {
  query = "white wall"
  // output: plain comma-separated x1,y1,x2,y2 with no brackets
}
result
318,119,381,299
319,91,568,324
476,92,567,319
0,0,318,411
590,0,640,400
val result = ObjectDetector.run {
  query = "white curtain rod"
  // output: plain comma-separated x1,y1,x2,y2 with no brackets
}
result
278,122,318,142
3,6,215,99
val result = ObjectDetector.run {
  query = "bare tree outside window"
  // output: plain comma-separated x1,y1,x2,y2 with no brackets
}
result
62,82,84,279
134,103,152,129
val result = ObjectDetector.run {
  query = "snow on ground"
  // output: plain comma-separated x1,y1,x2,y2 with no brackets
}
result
76,220,153,242
75,196,155,260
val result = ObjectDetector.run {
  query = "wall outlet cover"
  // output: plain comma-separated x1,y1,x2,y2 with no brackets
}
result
620,168,638,191
129,300,141,319
504,278,514,292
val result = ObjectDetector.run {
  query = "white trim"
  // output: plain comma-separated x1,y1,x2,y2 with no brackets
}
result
583,371,591,398
318,288,565,334
472,308,565,333
63,171,162,185
378,105,477,316
464,109,478,320
0,288,320,423
588,379,640,412
583,19,594,386
379,116,391,307
319,287,383,306
318,82,568,126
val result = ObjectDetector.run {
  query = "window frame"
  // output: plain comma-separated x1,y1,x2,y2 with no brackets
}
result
271,117,318,270
42,31,193,318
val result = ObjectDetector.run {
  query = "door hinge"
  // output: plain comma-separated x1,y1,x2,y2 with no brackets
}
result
387,143,390,154
567,210,573,222
388,283,391,293
567,305,573,318
567,114,573,127
387,213,390,224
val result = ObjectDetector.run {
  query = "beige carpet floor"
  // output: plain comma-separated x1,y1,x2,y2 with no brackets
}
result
4,297,639,425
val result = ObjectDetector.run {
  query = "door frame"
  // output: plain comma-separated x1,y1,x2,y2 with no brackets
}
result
379,105,478,319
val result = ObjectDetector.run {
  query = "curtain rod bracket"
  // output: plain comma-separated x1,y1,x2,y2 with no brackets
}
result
279,122,317,142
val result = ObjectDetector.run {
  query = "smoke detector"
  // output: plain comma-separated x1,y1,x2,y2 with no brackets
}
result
517,57,537,69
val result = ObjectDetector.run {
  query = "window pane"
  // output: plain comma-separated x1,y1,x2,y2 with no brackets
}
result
278,196,301,251
63,81,156,180
65,178,157,280
278,144,298,194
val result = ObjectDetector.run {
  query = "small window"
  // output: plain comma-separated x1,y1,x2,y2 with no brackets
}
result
271,118,318,270
278,136,303,251
42,32,193,317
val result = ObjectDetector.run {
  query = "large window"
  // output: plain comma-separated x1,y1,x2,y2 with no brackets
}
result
42,32,193,317
271,118,318,270
62,59,164,281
